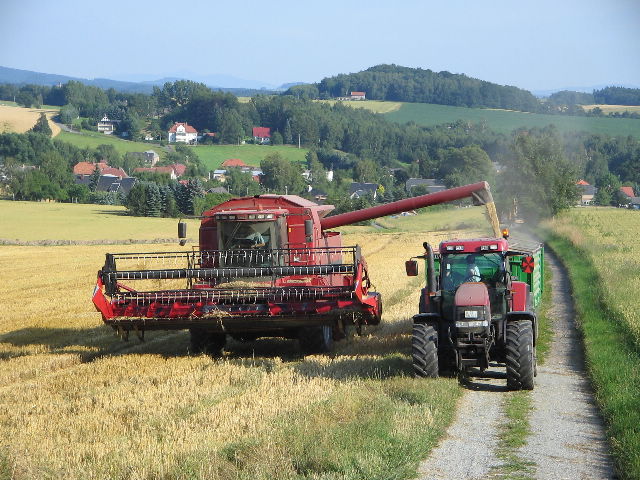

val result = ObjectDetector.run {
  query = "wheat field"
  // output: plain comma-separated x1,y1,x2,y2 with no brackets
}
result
0,105,61,137
0,204,490,479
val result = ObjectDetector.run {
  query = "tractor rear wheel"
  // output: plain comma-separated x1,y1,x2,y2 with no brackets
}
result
412,323,439,378
298,325,333,354
505,320,535,390
189,328,226,356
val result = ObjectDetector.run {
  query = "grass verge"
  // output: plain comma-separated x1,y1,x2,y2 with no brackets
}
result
542,230,640,479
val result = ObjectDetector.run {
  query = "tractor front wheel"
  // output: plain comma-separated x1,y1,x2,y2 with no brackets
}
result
298,325,333,354
412,323,439,378
190,328,226,356
505,320,535,390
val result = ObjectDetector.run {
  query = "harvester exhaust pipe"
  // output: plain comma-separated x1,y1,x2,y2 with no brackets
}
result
320,181,501,237
178,221,187,246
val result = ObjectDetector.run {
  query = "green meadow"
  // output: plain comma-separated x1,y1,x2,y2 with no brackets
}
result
56,131,308,170
385,102,640,138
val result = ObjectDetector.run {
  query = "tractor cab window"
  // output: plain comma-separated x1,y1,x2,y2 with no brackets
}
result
441,253,505,291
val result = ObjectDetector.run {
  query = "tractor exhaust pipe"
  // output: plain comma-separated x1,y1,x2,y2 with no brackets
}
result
423,242,437,294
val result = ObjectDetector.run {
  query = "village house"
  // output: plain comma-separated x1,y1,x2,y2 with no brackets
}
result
619,186,640,209
577,180,597,205
97,115,119,134
349,182,379,199
252,127,271,144
167,122,199,144
128,150,160,166
350,91,366,100
73,162,127,180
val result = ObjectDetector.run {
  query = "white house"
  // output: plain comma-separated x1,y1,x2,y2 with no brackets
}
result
167,122,198,143
97,115,118,134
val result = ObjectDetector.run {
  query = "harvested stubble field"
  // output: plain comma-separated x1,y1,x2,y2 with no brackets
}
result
0,202,490,479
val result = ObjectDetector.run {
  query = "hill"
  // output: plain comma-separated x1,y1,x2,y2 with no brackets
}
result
0,66,278,96
287,64,541,112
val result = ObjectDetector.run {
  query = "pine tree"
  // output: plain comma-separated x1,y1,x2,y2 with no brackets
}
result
30,113,52,137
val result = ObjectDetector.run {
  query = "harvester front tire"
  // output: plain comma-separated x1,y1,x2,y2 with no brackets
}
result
505,320,535,390
298,325,333,354
190,328,226,357
412,323,439,378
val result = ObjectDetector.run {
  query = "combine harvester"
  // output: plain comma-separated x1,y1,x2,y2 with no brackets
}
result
93,182,501,355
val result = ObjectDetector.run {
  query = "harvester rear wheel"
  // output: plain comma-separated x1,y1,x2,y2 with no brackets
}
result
505,320,535,390
412,323,439,378
298,325,333,354
189,328,226,356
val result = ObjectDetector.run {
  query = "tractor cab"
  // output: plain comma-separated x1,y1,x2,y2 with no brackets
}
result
439,240,510,323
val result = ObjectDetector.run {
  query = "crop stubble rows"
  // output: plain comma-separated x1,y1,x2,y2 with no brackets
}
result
0,225,485,479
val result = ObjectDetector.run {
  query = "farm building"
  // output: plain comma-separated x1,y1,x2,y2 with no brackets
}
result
349,182,379,199
405,178,446,194
350,91,366,100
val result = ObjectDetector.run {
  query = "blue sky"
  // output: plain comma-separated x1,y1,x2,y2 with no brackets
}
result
1,0,638,92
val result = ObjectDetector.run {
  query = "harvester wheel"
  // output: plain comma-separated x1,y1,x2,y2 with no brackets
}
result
505,320,535,390
298,325,333,354
412,323,439,378
189,328,226,357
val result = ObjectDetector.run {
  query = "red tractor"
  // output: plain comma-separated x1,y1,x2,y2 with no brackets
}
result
406,234,544,390
93,182,498,355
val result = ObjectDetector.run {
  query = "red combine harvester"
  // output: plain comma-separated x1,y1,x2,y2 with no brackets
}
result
93,182,498,355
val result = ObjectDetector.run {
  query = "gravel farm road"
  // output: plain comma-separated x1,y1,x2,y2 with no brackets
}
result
416,245,616,480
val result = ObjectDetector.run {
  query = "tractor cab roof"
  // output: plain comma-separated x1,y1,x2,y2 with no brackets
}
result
440,237,509,254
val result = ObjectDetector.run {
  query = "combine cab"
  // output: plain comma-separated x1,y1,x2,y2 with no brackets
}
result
93,182,499,355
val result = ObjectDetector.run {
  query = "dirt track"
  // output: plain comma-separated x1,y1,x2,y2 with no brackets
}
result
416,244,615,479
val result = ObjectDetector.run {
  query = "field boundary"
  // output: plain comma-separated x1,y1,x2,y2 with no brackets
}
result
542,230,640,479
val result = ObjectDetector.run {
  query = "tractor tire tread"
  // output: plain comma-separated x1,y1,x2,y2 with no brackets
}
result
505,320,535,390
412,323,439,378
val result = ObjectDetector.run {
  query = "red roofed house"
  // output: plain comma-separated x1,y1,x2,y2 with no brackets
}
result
168,122,199,144
252,127,271,144
169,163,187,177
222,158,248,168
73,161,108,177
350,91,366,100
577,179,590,186
620,186,635,199
576,180,597,206
101,167,128,179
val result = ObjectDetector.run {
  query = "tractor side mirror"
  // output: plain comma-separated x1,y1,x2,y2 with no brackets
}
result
178,221,187,246
405,260,419,276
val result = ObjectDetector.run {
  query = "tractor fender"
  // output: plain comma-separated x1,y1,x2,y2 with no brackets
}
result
505,311,538,345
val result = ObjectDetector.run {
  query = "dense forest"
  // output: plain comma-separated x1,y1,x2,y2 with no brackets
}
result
285,64,542,112
1,73,639,220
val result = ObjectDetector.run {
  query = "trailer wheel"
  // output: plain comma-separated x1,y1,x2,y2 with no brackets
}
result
189,328,226,356
505,320,535,390
298,325,333,354
412,323,439,378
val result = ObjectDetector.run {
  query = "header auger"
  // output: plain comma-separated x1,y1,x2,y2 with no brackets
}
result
93,182,499,355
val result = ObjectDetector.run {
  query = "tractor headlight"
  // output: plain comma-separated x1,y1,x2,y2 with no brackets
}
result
456,320,489,328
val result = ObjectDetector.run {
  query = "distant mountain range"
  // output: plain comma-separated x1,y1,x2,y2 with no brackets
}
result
0,65,286,95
